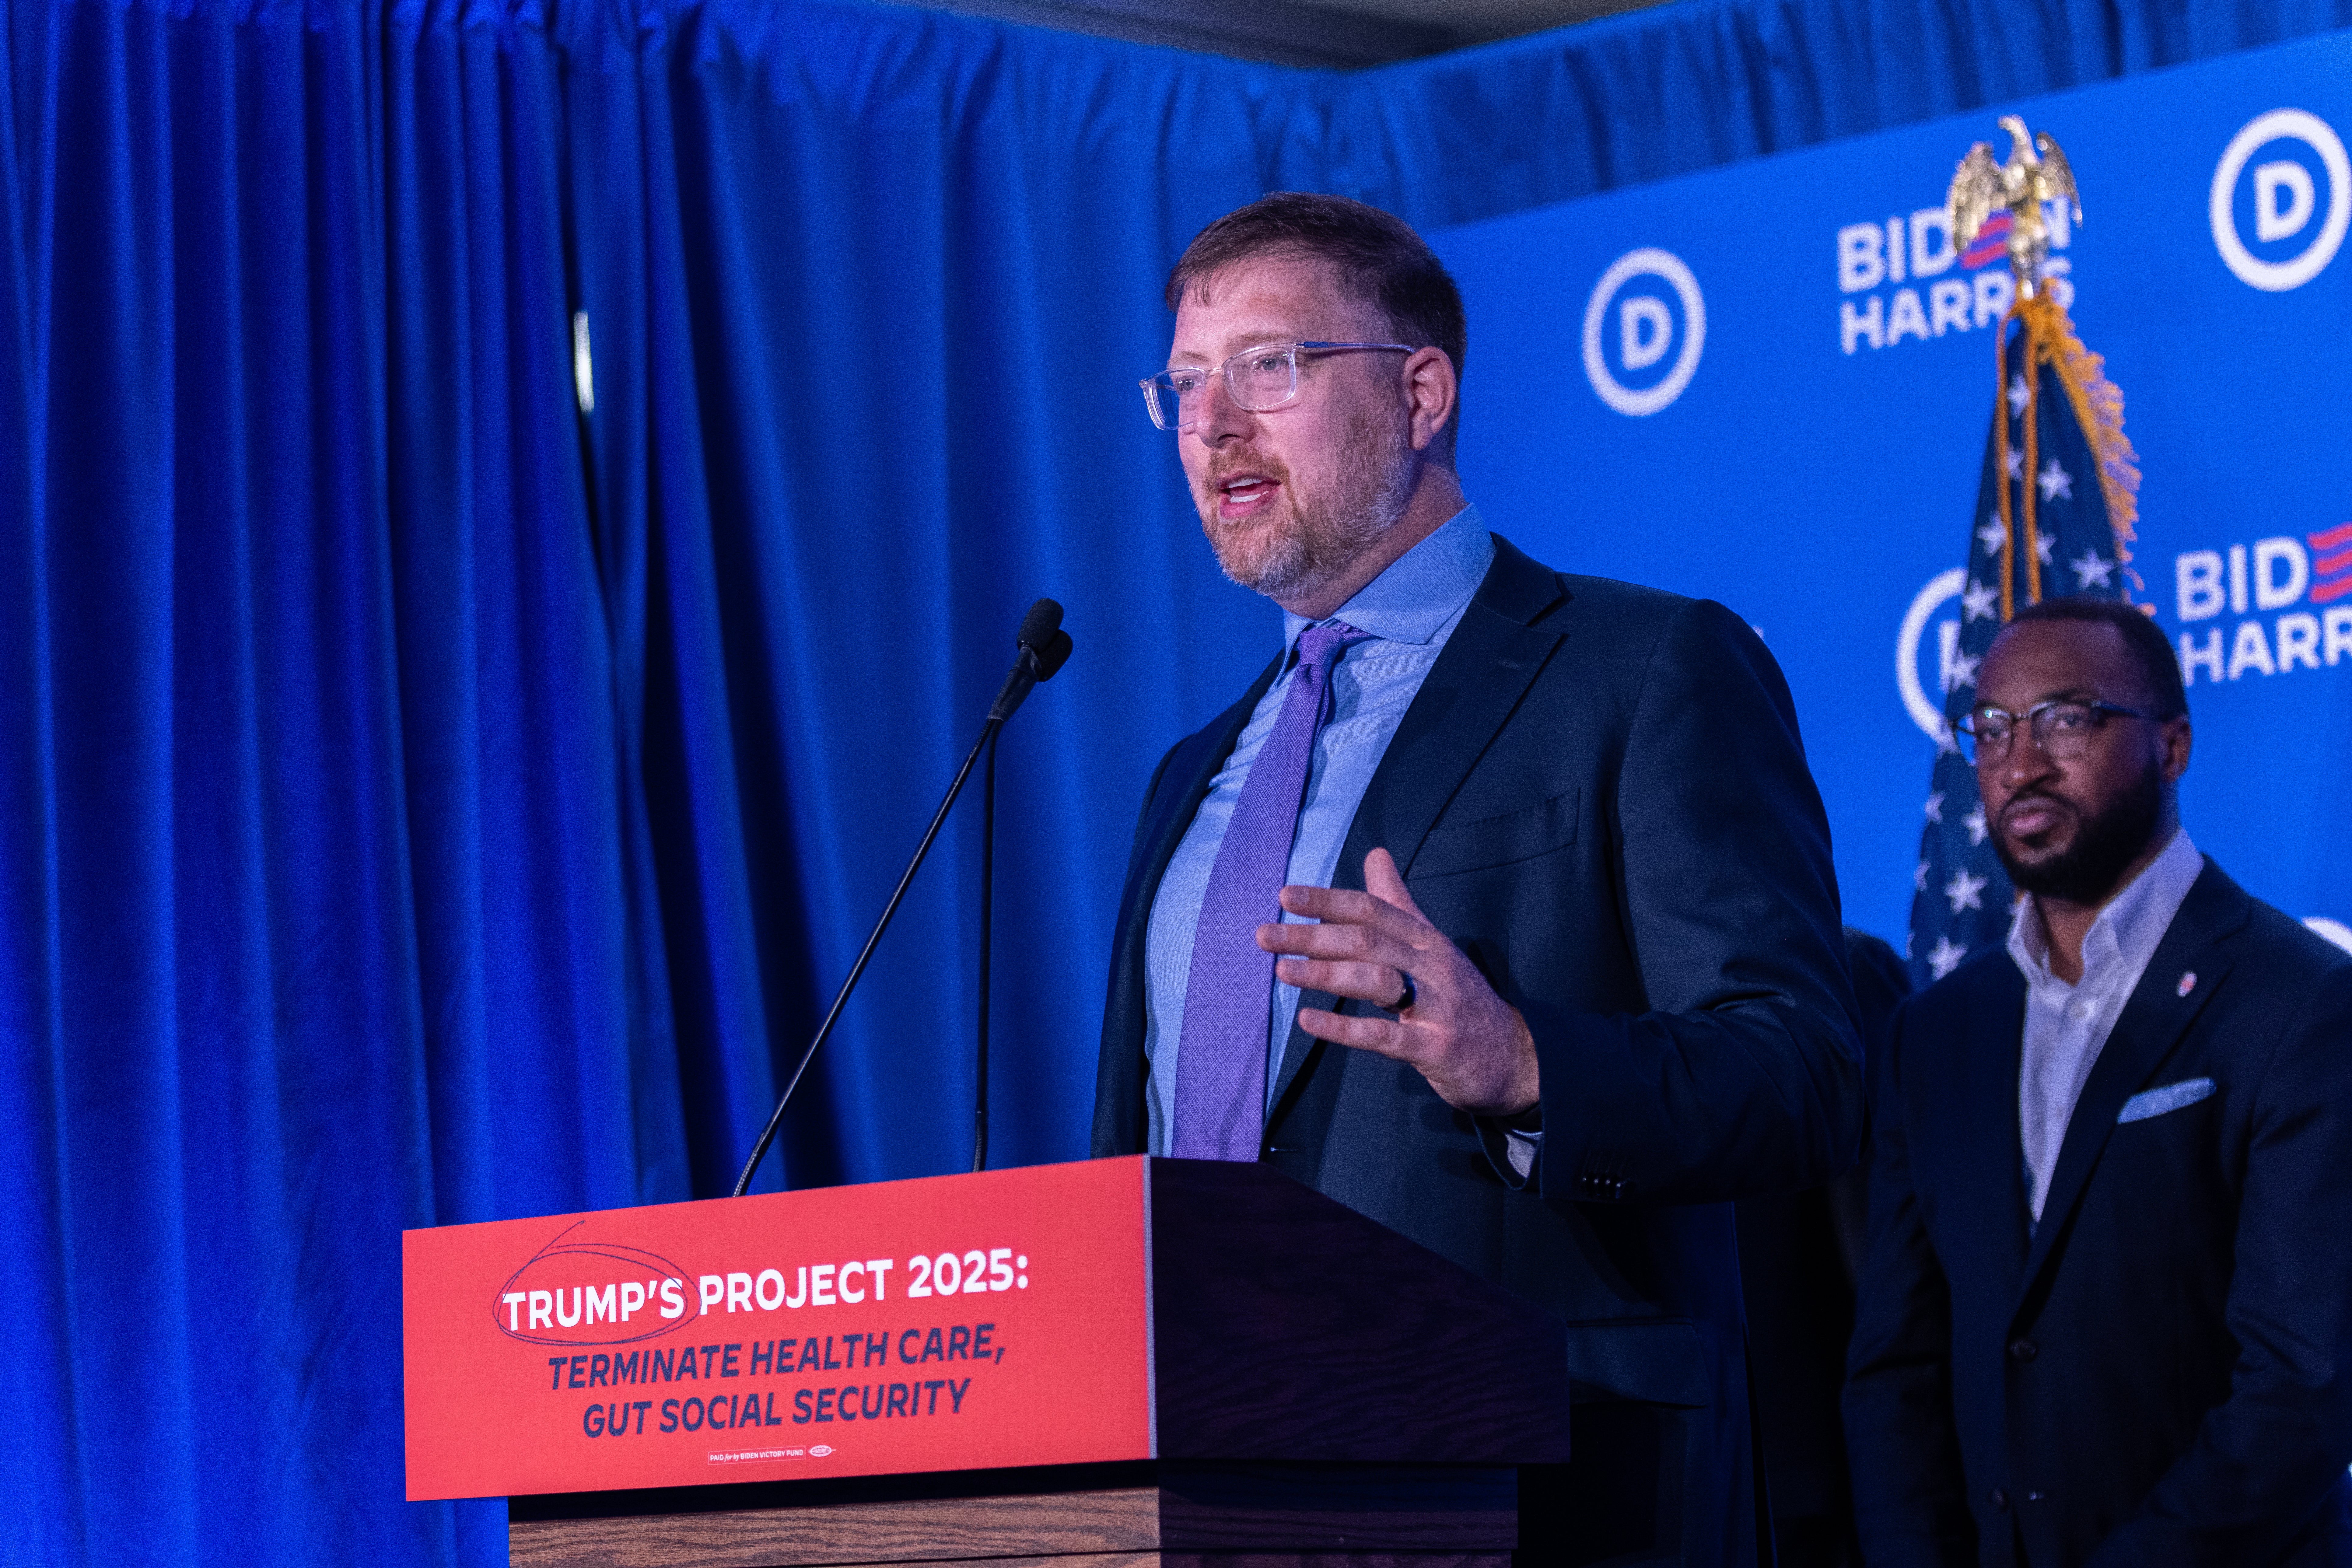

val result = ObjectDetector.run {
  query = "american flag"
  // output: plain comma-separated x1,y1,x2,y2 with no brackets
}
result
1908,292,2140,984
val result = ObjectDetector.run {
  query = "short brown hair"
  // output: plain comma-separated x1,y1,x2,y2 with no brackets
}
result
1167,193,1466,442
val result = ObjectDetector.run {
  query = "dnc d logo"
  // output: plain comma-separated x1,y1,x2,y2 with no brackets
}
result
2210,108,2350,291
1582,248,1706,415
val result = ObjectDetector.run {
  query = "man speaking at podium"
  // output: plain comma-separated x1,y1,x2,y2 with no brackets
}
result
1092,192,1864,1566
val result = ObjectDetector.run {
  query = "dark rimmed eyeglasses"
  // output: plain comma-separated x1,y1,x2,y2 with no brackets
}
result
1954,698,2161,764
1138,341,1412,432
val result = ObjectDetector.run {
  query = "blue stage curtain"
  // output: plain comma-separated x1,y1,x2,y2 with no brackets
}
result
0,3,686,1563
558,0,1320,1203
1340,0,2352,231
5,0,2349,1563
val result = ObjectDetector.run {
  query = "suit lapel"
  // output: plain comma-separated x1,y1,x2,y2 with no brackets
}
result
2017,863,2249,1297
1100,652,1283,1152
1267,540,1567,1115
1364,574,1567,884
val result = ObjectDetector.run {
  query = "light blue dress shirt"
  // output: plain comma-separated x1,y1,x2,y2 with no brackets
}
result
1142,505,1495,1155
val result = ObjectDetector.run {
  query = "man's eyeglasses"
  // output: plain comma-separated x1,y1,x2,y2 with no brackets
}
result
1138,341,1412,432
1954,698,2161,764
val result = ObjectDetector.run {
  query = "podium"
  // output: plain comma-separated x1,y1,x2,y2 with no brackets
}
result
404,1156,1570,1566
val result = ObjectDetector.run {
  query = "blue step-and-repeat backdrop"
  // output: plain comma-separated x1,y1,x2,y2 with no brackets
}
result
1432,27,2352,960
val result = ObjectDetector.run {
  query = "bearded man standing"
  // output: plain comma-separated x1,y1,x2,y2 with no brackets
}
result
1090,192,1864,1567
1845,597,2352,1566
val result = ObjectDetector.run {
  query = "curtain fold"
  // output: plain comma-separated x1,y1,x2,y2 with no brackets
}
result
4,3,666,1561
0,7,71,1566
4,0,2347,1562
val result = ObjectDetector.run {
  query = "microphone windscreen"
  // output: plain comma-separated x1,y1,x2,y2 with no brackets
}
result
1017,598,1064,653
1036,629,1074,681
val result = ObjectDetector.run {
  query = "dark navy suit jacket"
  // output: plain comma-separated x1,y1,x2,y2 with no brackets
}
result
1846,861,2352,1567
1092,536,1865,1566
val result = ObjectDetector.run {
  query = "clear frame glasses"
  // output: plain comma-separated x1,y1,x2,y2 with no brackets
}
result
1138,341,1412,432
1954,698,2159,765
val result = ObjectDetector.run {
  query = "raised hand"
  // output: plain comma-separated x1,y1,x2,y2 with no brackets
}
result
1258,847,1539,1118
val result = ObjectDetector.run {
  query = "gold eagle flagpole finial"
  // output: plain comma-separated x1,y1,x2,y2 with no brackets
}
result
1948,114,2082,296
1957,118,2107,621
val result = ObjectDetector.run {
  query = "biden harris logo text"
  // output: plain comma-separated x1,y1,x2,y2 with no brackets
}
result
1834,194,2073,356
2210,108,2349,292
2172,527,2352,684
1582,249,1705,415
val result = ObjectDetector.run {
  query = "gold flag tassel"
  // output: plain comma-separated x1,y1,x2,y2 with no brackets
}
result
1951,117,2136,618
1992,293,2141,621
2019,291,2140,559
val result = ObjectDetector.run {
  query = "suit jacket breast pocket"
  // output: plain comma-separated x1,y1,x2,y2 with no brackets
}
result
1412,787,1580,880
2103,1084,2224,1175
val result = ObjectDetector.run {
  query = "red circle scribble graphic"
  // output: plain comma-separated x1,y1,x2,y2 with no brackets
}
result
489,1221,699,1347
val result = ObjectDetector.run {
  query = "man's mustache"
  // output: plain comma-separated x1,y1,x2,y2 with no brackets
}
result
1201,454,1290,490
1998,789,2078,835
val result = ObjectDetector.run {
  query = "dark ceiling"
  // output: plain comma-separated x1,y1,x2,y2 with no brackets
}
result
870,0,1664,69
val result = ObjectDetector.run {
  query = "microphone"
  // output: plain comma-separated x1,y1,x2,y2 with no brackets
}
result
974,600,1070,1174
732,599,1075,1197
989,599,1075,723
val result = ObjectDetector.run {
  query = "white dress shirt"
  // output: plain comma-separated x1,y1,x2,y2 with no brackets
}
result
2007,827,2204,1221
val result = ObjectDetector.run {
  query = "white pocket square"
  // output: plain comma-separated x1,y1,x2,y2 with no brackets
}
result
2118,1077,2216,1124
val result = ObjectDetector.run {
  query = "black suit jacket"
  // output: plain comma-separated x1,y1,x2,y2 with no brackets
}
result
1845,861,2352,1568
1093,536,1865,1567
1736,927,1913,1566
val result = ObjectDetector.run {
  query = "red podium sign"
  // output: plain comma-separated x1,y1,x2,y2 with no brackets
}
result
404,1158,1156,1501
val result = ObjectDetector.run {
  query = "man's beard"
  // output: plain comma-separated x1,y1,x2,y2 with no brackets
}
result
1992,762,2166,906
1196,408,1416,600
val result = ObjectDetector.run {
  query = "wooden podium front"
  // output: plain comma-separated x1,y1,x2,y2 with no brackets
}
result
404,1157,1570,1566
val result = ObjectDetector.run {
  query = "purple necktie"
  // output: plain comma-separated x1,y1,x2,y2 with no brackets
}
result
1173,620,1373,1160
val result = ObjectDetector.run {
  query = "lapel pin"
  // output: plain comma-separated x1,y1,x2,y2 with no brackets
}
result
2177,971,2197,997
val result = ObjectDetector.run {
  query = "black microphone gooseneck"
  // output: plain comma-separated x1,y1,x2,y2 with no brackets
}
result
731,599,1074,1198
971,599,1075,1172
971,726,997,1174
